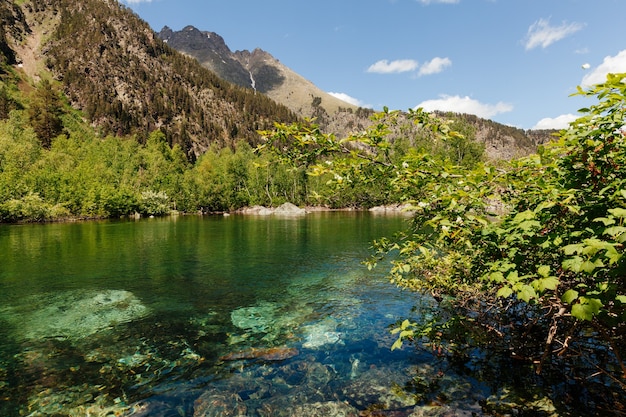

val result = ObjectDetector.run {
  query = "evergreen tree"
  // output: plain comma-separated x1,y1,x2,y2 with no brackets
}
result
28,79,64,148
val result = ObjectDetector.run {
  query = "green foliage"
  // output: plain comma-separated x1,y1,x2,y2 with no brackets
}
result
260,74,626,387
28,79,64,148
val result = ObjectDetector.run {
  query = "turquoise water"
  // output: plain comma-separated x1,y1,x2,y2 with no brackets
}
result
0,213,447,416
0,213,603,416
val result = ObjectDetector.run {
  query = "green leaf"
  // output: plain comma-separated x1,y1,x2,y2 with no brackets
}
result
400,330,414,339
562,256,583,272
608,208,626,219
539,277,559,291
616,295,626,304
537,265,550,277
571,297,603,321
561,289,579,304
512,210,535,223
497,286,513,298
580,260,597,273
594,217,616,226
506,270,520,283
604,226,626,238
563,244,584,255
517,220,541,232
488,271,505,283
517,285,537,303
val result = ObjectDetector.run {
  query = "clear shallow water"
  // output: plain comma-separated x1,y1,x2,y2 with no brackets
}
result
0,213,579,416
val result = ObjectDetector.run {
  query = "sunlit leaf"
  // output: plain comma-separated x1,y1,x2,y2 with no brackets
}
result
391,338,404,351
517,285,537,303
571,297,603,321
537,265,550,277
497,286,513,298
561,289,579,304
562,256,583,272
608,208,626,219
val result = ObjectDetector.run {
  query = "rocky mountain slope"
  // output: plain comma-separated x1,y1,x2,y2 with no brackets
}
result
158,25,359,117
1,0,298,159
158,25,554,160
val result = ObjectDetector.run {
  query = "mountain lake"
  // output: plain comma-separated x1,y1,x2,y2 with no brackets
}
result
0,212,603,416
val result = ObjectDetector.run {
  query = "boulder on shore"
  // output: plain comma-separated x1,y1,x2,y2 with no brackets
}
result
238,203,306,216
239,205,274,215
274,202,306,216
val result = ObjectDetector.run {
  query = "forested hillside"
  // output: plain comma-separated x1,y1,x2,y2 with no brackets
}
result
8,0,297,159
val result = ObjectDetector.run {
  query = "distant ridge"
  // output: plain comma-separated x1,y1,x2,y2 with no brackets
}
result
158,25,360,118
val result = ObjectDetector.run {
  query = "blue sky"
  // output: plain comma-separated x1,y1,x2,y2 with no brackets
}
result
123,0,626,130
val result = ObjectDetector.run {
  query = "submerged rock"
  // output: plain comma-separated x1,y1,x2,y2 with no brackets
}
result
194,393,248,417
220,346,299,362
262,401,359,417
301,319,343,349
2,289,149,340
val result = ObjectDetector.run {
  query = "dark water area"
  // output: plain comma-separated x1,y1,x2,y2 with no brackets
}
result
0,213,608,416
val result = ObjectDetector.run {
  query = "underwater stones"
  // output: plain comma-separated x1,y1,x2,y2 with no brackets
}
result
342,367,419,411
231,302,280,334
301,319,342,349
193,392,248,417
230,301,312,345
220,346,299,362
3,289,149,340
265,401,359,417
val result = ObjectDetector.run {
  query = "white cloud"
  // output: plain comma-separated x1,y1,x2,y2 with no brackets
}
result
417,0,460,4
418,57,452,76
328,92,372,108
532,114,578,130
367,59,419,74
581,49,626,87
415,95,513,119
523,18,585,50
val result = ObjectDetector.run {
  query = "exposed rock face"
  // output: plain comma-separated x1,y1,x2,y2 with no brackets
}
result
157,25,359,117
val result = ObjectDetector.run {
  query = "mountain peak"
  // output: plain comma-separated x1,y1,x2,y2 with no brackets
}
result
158,27,359,117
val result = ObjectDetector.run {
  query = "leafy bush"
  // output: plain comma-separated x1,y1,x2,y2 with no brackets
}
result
138,190,170,216
260,74,626,393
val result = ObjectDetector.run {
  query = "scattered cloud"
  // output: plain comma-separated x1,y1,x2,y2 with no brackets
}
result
581,63,591,70
367,59,418,74
367,57,452,76
418,57,452,76
523,18,585,50
416,0,460,4
532,114,578,130
581,49,626,87
328,92,372,108
415,95,513,119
